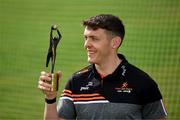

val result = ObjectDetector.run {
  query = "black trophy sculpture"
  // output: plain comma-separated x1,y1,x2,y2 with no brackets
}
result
46,25,62,91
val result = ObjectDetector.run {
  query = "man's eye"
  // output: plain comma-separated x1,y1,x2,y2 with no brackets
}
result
84,36,87,40
92,37,98,41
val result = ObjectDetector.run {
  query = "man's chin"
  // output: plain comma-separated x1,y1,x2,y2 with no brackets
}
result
87,59,93,64
87,58,95,64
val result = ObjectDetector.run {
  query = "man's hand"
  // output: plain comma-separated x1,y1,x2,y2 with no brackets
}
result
38,71,62,99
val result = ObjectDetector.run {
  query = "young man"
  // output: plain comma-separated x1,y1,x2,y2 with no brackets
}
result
38,14,167,119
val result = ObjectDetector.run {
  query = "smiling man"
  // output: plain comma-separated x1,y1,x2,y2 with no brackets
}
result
38,14,167,119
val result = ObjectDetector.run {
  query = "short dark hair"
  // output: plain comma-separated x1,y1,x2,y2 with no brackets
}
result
82,14,125,40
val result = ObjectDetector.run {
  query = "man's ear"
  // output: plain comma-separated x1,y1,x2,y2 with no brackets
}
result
111,36,122,49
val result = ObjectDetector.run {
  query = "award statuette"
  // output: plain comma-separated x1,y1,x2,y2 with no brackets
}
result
46,25,62,91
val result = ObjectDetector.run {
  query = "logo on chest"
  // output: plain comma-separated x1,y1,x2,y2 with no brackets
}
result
80,82,93,91
115,82,133,93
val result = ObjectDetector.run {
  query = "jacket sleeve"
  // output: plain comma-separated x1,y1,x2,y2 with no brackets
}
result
142,99,167,119
57,77,76,119
141,78,167,119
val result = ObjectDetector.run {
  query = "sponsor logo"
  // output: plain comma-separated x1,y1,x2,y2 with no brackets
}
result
80,86,89,91
80,82,93,91
115,82,133,93
121,65,126,76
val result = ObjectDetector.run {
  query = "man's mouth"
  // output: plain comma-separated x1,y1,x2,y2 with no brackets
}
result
87,50,95,56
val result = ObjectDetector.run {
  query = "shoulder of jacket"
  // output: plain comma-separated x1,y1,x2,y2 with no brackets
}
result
127,63,155,84
74,64,92,75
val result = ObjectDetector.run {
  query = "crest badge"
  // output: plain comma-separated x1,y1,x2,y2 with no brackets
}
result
115,82,133,93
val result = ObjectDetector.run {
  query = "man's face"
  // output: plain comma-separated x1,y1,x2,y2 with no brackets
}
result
83,27,114,64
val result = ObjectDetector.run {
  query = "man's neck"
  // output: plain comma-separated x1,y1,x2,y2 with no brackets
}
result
95,55,122,77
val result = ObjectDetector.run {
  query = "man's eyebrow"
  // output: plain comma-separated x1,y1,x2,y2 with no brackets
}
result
84,35,98,38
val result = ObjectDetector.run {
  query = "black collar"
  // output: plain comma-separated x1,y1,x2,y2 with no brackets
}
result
92,54,128,81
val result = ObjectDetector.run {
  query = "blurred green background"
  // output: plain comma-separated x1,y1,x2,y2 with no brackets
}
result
0,0,179,119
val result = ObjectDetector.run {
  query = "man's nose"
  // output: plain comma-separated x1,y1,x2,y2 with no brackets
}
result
84,39,92,49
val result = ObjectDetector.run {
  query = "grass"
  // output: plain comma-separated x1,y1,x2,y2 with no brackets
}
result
0,0,180,119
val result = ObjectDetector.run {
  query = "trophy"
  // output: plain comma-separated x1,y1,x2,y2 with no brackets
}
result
46,25,62,91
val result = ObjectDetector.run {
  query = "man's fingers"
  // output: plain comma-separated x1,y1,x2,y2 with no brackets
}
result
39,71,52,83
40,75,51,82
39,71,62,89
38,72,53,93
38,71,58,99
38,80,52,88
38,81,52,92
38,85,50,92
